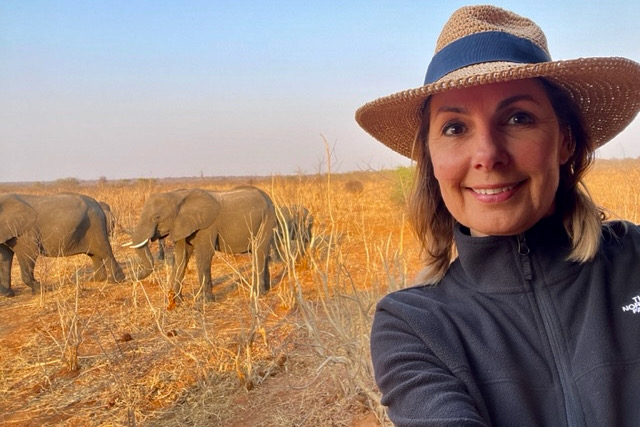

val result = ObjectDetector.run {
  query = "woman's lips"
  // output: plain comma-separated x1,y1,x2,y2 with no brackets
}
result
472,184,517,195
467,181,522,202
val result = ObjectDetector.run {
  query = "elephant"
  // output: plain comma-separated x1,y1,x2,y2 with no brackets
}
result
273,205,314,262
0,193,125,297
125,186,277,301
98,201,116,238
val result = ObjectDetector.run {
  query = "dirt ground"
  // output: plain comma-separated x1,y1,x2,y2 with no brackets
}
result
0,202,407,425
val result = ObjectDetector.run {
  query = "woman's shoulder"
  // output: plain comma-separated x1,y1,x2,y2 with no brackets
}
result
601,219,640,242
375,275,466,315
599,219,640,260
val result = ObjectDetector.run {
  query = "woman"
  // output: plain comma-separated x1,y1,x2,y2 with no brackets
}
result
356,5,640,426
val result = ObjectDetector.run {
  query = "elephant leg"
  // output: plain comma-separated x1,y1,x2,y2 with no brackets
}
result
194,243,215,301
90,255,108,281
171,240,193,301
16,251,40,293
88,254,123,283
254,244,271,294
261,255,271,292
0,246,15,297
156,239,165,262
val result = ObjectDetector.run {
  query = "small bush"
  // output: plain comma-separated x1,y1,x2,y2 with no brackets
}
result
391,166,415,206
344,179,364,194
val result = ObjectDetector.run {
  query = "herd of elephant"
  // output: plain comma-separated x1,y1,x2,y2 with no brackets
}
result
0,186,313,302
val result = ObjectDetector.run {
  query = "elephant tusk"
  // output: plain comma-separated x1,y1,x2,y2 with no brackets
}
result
129,238,149,249
121,241,133,247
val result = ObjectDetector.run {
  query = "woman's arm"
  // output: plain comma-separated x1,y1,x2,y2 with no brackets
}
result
371,306,487,426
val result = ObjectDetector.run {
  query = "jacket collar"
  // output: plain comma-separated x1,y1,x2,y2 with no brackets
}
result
450,215,577,293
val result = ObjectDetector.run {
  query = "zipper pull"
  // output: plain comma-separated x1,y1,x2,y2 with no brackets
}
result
517,234,533,281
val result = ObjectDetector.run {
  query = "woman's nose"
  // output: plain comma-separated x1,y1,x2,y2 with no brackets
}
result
471,129,509,171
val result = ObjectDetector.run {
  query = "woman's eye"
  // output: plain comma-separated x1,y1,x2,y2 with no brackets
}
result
442,122,465,136
507,112,534,125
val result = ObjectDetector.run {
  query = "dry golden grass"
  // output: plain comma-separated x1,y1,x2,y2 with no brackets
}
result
585,158,640,223
0,169,419,426
0,158,638,426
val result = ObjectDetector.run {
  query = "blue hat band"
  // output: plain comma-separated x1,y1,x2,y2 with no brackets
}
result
424,31,551,84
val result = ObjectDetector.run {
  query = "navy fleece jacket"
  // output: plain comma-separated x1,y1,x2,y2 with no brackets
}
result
371,217,640,426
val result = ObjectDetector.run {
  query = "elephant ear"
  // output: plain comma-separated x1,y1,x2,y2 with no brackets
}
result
0,195,37,243
171,189,221,241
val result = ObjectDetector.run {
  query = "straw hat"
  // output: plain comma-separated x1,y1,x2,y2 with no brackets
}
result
355,5,640,159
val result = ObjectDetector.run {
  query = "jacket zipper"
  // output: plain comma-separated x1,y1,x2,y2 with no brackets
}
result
517,234,582,427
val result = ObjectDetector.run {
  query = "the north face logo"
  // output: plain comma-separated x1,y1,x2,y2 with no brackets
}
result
622,295,640,314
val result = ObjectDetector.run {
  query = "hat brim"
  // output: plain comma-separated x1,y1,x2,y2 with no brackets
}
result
355,57,640,159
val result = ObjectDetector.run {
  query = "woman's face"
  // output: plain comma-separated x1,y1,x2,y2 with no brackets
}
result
428,79,571,236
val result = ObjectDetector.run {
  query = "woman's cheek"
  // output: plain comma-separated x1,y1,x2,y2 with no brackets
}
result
432,154,457,183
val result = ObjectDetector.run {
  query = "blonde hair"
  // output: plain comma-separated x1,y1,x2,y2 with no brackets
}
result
409,79,603,284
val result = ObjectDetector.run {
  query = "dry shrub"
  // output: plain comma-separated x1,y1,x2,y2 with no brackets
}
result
344,179,365,194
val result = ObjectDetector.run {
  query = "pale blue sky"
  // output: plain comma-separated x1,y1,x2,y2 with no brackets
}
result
2,1,639,182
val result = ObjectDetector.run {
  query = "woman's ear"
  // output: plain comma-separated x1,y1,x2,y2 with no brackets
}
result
559,125,574,165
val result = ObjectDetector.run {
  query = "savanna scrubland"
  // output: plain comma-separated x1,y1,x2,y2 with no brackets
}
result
0,158,639,426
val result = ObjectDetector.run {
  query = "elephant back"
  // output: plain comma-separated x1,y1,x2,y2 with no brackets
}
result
214,186,277,252
221,186,275,223
22,193,105,256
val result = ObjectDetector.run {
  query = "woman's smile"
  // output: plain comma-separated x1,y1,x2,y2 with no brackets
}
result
469,181,519,194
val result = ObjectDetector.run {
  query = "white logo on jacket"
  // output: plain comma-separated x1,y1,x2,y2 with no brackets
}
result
622,295,640,313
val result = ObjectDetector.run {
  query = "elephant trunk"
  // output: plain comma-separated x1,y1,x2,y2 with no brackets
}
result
129,221,158,280
132,244,154,280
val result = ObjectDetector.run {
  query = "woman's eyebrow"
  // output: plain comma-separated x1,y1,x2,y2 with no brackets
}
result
497,94,538,110
434,105,467,115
